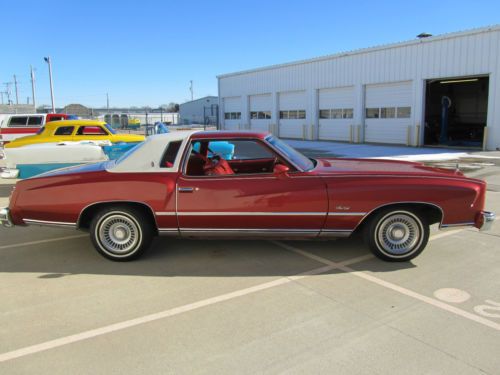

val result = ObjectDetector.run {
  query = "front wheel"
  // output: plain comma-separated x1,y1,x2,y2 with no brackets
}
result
364,209,429,262
90,206,154,261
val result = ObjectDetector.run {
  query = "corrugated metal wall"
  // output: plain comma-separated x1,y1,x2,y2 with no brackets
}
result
218,27,500,149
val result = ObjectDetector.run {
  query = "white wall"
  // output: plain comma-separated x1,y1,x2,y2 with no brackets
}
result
219,26,500,149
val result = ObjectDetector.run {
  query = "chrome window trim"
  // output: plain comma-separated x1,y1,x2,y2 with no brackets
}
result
180,135,305,176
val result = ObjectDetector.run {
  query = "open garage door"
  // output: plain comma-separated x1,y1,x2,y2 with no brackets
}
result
318,86,355,141
365,81,413,144
250,94,272,132
424,76,488,148
222,97,242,130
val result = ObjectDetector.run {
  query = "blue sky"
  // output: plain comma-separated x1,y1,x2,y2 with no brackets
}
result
2,0,499,108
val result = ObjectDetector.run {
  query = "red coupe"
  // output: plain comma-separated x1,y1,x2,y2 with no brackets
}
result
0,131,495,261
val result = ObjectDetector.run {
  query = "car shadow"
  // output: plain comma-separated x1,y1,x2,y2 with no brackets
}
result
0,233,416,279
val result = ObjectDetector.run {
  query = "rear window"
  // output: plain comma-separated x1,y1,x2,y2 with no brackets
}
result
8,116,28,126
160,141,182,168
54,126,74,135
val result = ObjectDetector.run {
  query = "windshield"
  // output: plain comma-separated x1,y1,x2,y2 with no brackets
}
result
266,135,315,171
105,124,117,134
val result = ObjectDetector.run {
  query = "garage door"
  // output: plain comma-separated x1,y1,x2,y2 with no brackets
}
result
223,96,242,130
318,86,355,141
279,91,306,139
250,94,272,132
365,81,413,144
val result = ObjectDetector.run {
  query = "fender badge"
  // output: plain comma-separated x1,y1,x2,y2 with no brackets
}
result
335,205,351,211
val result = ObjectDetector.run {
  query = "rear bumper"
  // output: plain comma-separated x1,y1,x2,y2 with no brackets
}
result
479,211,496,231
0,207,14,228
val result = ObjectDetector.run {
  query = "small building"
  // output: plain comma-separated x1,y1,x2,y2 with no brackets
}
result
218,25,500,150
179,96,218,125
62,103,92,117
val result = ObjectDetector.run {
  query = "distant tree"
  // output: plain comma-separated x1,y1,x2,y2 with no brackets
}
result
166,102,179,113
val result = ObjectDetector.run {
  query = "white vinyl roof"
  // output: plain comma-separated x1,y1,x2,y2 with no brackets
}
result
109,130,198,173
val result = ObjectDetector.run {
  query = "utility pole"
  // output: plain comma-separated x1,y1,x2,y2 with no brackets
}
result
44,56,56,113
1,91,4,104
3,82,12,105
106,92,109,112
13,75,19,105
30,65,37,109
189,80,193,101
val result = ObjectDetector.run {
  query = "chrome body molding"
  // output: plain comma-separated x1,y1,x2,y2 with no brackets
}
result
318,229,353,238
158,228,179,236
179,228,320,238
156,211,366,217
23,219,77,228
328,212,366,216
440,222,475,228
77,200,159,229
0,207,13,228
480,211,496,231
176,212,327,216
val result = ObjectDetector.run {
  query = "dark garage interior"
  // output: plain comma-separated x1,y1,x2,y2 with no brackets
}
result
424,76,489,148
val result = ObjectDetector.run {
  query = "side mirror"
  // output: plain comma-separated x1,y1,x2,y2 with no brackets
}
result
273,164,290,178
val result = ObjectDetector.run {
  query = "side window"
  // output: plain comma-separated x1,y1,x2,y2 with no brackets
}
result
76,126,107,135
160,141,182,168
230,140,274,160
8,116,28,126
27,116,43,126
54,126,75,136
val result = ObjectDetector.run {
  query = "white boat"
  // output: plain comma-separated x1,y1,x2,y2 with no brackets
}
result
1,141,110,179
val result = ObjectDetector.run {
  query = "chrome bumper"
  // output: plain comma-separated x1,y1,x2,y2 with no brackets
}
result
480,211,496,232
0,207,13,228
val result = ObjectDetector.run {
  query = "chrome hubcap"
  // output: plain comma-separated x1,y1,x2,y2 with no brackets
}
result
98,214,140,254
377,213,421,255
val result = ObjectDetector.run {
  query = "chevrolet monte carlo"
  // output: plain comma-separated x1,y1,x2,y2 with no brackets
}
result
0,131,495,261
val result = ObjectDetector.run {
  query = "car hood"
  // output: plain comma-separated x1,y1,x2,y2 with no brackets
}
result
314,158,465,178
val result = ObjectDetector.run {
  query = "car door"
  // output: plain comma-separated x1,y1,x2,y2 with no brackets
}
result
176,138,328,237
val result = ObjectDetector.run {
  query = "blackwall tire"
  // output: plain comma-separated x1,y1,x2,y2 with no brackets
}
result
90,206,153,261
364,209,429,262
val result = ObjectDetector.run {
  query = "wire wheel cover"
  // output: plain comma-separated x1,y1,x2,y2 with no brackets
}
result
98,214,140,254
376,213,422,255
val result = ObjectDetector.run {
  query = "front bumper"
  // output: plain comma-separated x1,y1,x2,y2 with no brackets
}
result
0,207,13,228
479,211,496,231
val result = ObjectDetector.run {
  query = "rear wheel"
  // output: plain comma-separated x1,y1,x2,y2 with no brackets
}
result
90,206,153,261
364,209,429,262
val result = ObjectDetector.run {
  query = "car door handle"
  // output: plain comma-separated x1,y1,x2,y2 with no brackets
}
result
178,187,195,193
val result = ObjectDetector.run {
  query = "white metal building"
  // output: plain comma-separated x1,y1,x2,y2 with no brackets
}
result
218,26,500,150
179,96,219,125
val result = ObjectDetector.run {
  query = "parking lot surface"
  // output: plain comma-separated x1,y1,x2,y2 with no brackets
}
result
1,153,500,374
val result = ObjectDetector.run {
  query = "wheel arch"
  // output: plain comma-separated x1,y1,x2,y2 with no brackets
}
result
354,202,444,233
77,201,158,234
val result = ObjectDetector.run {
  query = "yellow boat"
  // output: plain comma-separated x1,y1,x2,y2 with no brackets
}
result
5,120,145,148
